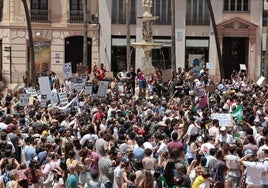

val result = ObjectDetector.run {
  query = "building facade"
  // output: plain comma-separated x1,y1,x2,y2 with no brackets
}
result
0,0,264,83
0,0,99,83
100,0,263,82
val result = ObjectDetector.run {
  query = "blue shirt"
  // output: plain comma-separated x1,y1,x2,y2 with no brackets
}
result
66,173,79,188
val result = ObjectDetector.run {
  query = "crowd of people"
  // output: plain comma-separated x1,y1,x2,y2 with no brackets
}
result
0,63,267,188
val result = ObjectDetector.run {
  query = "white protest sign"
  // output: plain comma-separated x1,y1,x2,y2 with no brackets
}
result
40,94,47,107
38,76,52,100
211,113,233,127
63,62,72,79
84,82,92,95
206,62,213,69
97,81,109,98
75,78,83,92
51,91,59,105
20,93,30,106
240,64,247,70
256,76,265,86
24,87,37,96
81,74,88,84
58,92,68,105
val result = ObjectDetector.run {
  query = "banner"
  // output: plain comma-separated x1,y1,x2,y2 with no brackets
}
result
232,105,243,122
52,96,77,111
63,62,72,79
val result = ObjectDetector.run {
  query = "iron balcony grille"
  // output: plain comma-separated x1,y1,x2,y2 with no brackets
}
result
30,9,50,22
68,10,91,23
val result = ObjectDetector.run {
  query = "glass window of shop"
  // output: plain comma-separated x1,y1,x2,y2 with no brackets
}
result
185,38,209,73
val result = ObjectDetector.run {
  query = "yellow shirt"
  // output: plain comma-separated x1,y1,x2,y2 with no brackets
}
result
192,175,207,188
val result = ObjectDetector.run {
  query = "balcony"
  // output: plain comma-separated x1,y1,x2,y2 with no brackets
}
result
30,9,50,22
68,10,90,23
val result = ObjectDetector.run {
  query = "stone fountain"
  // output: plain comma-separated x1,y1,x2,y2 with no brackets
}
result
132,0,163,75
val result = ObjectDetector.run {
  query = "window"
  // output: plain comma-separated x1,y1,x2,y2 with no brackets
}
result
152,0,171,25
186,0,210,25
69,0,88,23
70,0,83,10
223,0,249,12
30,0,49,22
112,0,136,24
31,0,48,10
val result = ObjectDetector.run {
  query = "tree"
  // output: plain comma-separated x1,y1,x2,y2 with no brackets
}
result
207,0,225,79
126,0,130,70
82,0,88,67
171,0,176,74
21,0,36,86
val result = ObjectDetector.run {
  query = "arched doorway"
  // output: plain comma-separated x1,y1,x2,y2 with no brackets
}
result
65,36,92,73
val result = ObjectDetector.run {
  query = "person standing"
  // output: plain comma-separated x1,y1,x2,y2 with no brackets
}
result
66,165,79,188
137,68,146,99
239,152,265,188
126,67,136,95
23,71,29,87
98,150,115,188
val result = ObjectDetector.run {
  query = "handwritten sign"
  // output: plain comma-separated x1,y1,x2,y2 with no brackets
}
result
85,82,92,95
97,81,109,98
24,87,38,96
240,64,247,70
211,113,233,127
63,62,72,79
256,76,265,86
58,92,68,105
75,78,83,92
20,93,30,106
40,94,47,107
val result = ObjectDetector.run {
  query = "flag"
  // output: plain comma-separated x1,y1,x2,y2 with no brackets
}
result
198,94,208,109
232,105,243,122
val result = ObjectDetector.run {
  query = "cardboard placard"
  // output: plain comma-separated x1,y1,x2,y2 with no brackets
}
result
63,62,72,79
206,85,217,93
97,81,109,98
240,64,247,70
162,69,173,83
211,113,233,127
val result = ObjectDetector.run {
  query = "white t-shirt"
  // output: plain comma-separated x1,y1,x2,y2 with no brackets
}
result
225,154,241,177
242,161,265,186
216,133,233,144
261,158,268,185
200,142,215,156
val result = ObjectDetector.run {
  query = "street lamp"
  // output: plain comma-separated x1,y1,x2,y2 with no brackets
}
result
4,46,12,83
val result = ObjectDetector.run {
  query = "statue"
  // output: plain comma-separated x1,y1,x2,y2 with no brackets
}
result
142,0,153,17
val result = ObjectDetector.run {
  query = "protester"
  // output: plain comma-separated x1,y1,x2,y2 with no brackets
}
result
1,65,268,188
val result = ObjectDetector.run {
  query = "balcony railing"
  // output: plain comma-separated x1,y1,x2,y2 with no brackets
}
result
30,9,50,22
68,10,90,23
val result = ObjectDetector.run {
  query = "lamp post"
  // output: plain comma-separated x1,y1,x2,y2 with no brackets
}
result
4,46,12,83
